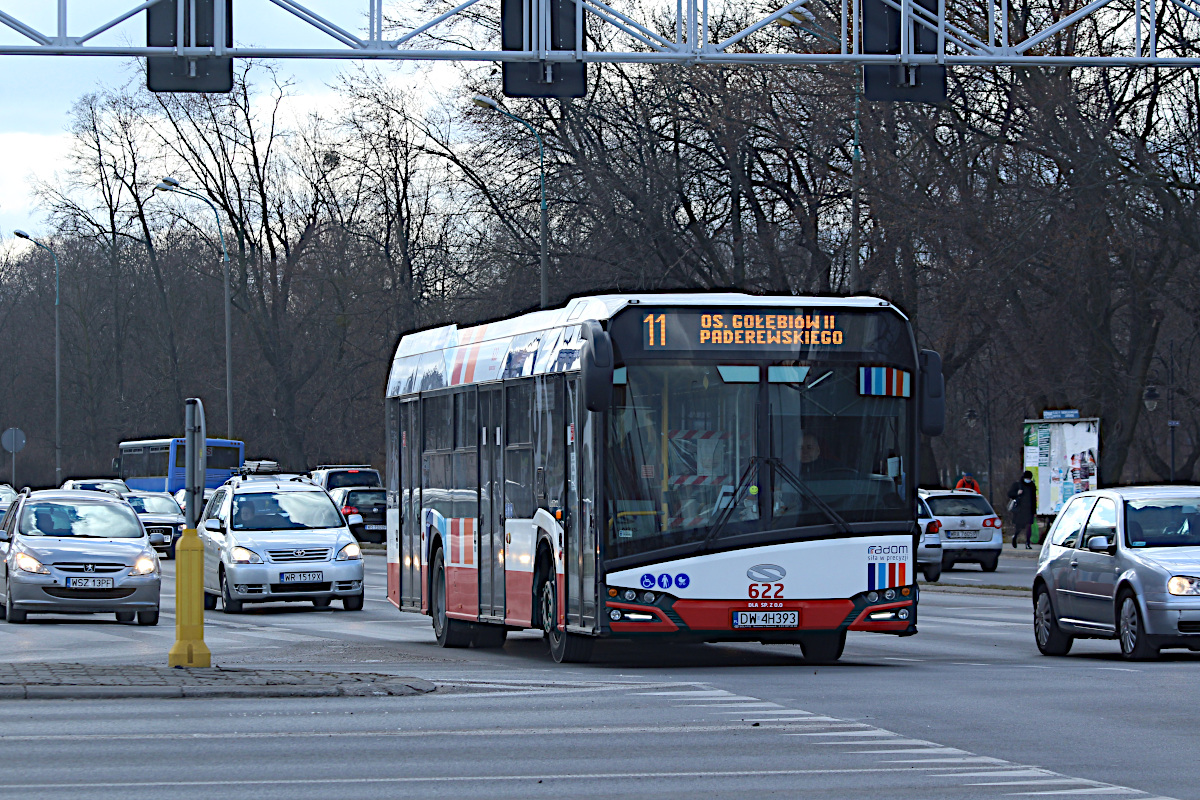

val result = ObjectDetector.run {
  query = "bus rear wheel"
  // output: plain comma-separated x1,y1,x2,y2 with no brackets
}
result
431,549,471,648
799,630,846,664
540,575,593,664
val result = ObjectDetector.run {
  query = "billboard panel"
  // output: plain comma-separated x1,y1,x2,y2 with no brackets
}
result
1022,418,1100,516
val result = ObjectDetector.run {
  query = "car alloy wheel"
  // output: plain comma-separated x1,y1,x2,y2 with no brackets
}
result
1118,593,1157,660
1033,587,1072,656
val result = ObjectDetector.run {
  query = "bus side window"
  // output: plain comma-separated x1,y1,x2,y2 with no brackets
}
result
506,381,535,520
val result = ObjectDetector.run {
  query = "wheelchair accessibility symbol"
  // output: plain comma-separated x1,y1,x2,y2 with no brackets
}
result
640,574,656,589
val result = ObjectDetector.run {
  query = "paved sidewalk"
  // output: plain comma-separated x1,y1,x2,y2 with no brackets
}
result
0,663,436,700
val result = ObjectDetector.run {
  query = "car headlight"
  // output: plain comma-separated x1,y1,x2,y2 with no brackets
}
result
230,546,263,564
130,554,158,576
1167,575,1200,596
336,542,362,561
14,552,49,575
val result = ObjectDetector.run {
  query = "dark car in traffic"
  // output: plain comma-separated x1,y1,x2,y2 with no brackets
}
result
328,486,386,543
126,491,186,559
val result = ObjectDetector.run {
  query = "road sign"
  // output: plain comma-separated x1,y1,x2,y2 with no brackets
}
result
1,428,26,454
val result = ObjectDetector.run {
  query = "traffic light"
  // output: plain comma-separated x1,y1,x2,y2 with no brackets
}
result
861,0,946,103
500,0,586,98
147,0,233,93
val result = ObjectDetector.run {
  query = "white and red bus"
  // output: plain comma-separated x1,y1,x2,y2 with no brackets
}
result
384,293,945,662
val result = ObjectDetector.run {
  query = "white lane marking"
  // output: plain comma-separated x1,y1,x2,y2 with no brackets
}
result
792,730,896,738
952,662,992,666
0,766,985,791
1093,668,1140,673
849,747,970,754
968,780,1097,787
1006,788,1146,796
636,690,732,697
920,615,1029,627
883,757,1009,764
820,740,937,747
679,702,785,709
882,657,924,662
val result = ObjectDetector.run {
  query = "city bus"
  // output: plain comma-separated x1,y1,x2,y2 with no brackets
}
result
115,438,245,492
384,294,944,663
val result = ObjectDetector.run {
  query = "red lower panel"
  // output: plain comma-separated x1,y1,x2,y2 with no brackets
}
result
505,571,534,628
420,564,428,615
387,562,400,608
607,602,678,633
672,598,855,631
847,600,913,632
446,565,479,619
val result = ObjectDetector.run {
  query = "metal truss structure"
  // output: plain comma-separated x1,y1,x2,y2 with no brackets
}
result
1,0,1199,67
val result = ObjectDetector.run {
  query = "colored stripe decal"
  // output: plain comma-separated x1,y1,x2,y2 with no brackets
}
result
859,367,912,397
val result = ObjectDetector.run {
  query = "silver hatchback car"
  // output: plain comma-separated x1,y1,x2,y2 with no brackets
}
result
1033,486,1200,660
0,490,161,624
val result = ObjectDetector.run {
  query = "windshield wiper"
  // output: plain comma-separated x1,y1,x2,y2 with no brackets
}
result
767,456,853,536
698,455,761,550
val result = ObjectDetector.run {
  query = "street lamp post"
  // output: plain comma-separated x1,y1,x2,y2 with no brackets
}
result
472,95,549,310
154,178,235,439
13,230,61,486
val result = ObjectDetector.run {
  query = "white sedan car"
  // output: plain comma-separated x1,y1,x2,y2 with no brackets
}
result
199,477,365,612
919,489,1004,572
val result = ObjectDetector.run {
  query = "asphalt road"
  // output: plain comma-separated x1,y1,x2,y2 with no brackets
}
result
0,556,1194,799
933,550,1040,590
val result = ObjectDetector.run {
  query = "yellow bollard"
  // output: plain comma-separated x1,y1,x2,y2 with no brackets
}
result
168,527,211,668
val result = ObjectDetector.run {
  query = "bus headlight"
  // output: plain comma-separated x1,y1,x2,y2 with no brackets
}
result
609,608,623,621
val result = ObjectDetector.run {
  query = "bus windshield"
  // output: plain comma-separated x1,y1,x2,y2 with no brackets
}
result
605,306,915,561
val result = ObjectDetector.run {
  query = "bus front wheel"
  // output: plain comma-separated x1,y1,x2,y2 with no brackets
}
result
799,630,845,664
540,575,593,664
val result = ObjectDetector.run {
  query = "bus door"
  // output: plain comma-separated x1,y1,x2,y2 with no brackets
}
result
400,400,421,610
566,378,599,630
478,387,506,619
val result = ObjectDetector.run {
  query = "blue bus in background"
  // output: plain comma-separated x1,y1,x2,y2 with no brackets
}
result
116,438,245,492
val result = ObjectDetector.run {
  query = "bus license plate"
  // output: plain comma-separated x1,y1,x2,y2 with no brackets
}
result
66,577,114,589
732,611,798,628
281,572,323,583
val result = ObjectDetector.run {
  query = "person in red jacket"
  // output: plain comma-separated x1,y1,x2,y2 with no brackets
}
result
955,472,981,493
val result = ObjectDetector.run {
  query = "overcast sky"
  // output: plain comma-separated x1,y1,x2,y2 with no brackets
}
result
0,1,455,245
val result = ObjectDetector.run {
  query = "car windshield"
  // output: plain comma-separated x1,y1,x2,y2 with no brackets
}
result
326,471,381,489
75,481,128,493
18,500,144,538
925,495,995,517
1125,499,1200,547
231,491,343,531
127,495,182,515
345,490,385,508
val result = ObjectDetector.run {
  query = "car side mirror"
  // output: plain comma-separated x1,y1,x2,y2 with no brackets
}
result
149,532,165,546
204,519,222,533
1086,534,1112,552
347,513,364,527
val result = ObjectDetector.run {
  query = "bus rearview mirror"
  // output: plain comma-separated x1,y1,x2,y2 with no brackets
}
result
580,320,614,413
919,349,945,437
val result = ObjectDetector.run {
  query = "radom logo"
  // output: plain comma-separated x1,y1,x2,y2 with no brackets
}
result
746,564,786,582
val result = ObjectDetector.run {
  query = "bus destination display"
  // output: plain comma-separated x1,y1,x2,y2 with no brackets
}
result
642,310,846,350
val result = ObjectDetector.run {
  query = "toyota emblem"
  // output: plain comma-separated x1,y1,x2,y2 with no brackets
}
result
746,564,786,582
84,564,95,573
293,550,306,558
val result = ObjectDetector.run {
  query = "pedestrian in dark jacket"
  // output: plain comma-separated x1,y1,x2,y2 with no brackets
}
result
1008,470,1037,549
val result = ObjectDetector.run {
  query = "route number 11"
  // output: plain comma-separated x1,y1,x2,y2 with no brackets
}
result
644,313,666,348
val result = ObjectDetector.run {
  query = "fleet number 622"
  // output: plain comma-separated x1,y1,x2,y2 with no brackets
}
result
748,583,784,599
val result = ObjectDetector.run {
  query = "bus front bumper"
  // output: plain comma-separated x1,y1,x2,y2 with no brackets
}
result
603,588,917,639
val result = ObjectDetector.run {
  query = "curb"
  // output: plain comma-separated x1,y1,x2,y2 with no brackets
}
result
0,677,436,701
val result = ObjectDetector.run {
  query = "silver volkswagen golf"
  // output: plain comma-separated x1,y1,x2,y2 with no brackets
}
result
0,490,161,624
1033,487,1200,659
